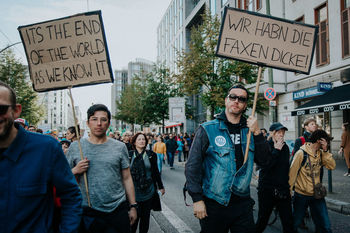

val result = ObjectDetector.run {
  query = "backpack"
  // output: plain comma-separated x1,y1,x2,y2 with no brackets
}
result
291,136,306,156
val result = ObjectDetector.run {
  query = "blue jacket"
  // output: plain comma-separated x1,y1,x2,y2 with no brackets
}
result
177,140,184,151
185,112,269,206
0,124,82,233
201,119,255,205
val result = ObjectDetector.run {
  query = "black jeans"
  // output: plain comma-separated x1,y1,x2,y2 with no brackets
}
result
256,188,295,233
183,151,189,161
83,201,131,233
200,196,256,233
131,197,153,233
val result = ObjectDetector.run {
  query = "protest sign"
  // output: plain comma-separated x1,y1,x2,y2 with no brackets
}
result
18,11,113,92
217,7,318,74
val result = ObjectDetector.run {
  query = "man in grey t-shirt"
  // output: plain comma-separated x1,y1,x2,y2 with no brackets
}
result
67,104,137,233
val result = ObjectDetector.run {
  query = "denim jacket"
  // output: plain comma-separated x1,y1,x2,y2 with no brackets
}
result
201,119,255,206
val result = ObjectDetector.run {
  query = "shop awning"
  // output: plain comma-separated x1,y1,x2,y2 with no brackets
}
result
165,123,183,128
291,84,350,116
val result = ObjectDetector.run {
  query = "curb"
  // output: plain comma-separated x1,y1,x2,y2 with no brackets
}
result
325,197,350,215
250,179,350,215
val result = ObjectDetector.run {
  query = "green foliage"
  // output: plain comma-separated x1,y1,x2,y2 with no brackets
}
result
0,49,43,124
115,82,146,126
115,65,175,128
175,10,268,119
142,65,173,125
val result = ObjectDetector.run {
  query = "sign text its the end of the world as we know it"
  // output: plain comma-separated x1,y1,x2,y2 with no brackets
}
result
18,11,113,92
216,7,318,74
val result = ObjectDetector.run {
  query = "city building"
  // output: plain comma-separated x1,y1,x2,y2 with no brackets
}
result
157,0,210,134
37,90,82,134
247,0,350,157
158,0,350,155
111,58,154,130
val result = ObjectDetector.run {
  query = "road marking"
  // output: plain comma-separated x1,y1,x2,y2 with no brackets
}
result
150,214,164,233
160,200,194,233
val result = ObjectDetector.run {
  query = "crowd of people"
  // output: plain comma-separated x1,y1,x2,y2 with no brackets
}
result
185,85,337,233
1,80,345,233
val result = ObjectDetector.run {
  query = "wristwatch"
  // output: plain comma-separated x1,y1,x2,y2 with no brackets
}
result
130,203,138,210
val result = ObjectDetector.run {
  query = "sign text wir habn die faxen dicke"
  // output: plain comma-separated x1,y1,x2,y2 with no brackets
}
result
217,8,317,74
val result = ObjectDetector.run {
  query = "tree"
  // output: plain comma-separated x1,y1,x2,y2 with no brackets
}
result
175,10,268,119
142,65,175,132
0,49,43,124
114,65,176,133
115,82,145,132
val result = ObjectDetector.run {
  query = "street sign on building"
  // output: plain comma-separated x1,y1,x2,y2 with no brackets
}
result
169,97,185,123
317,82,332,92
292,86,324,100
264,87,277,101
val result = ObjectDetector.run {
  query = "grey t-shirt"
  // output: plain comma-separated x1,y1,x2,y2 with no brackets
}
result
67,138,130,212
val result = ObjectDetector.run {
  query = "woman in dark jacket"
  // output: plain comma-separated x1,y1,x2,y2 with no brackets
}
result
256,122,295,233
129,132,165,233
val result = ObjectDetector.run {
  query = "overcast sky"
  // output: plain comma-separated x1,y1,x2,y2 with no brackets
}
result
0,0,171,119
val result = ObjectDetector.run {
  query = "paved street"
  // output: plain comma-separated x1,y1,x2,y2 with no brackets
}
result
146,159,350,233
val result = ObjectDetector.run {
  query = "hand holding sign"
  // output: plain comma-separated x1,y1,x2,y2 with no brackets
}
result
17,11,114,207
216,7,318,163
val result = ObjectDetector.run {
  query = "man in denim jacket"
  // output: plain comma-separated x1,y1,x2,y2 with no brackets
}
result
185,85,269,233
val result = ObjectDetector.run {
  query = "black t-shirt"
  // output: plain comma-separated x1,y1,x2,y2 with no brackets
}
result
225,121,244,171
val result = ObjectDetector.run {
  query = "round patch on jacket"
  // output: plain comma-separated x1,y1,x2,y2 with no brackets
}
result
214,136,226,147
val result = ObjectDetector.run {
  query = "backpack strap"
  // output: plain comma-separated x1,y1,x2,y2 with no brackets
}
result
296,149,308,178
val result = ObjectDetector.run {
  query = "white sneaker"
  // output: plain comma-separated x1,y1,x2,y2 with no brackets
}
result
344,172,349,176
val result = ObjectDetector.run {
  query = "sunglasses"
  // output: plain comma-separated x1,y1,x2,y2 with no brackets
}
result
227,94,247,103
0,105,11,115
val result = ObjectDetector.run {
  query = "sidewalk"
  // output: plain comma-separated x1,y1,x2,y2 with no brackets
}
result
322,158,350,215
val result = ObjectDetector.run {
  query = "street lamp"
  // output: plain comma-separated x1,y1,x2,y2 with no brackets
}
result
0,42,21,54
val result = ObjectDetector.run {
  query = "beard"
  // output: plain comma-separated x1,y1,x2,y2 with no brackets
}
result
228,107,244,116
0,118,14,141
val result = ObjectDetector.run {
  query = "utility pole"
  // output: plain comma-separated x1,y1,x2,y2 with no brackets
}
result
266,0,277,123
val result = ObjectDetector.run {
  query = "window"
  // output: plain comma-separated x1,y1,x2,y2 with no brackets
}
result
221,0,228,7
238,0,249,10
211,0,216,15
256,0,262,10
247,0,254,11
296,16,305,23
315,3,329,66
294,16,305,75
341,0,350,57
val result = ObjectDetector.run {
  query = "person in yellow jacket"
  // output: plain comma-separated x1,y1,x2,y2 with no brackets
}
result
153,135,167,174
289,129,335,233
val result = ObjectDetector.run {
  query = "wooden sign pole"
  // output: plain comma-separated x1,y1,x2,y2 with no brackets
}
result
68,87,91,207
243,66,263,164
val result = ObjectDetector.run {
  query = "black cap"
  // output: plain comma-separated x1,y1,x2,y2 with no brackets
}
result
269,122,288,132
